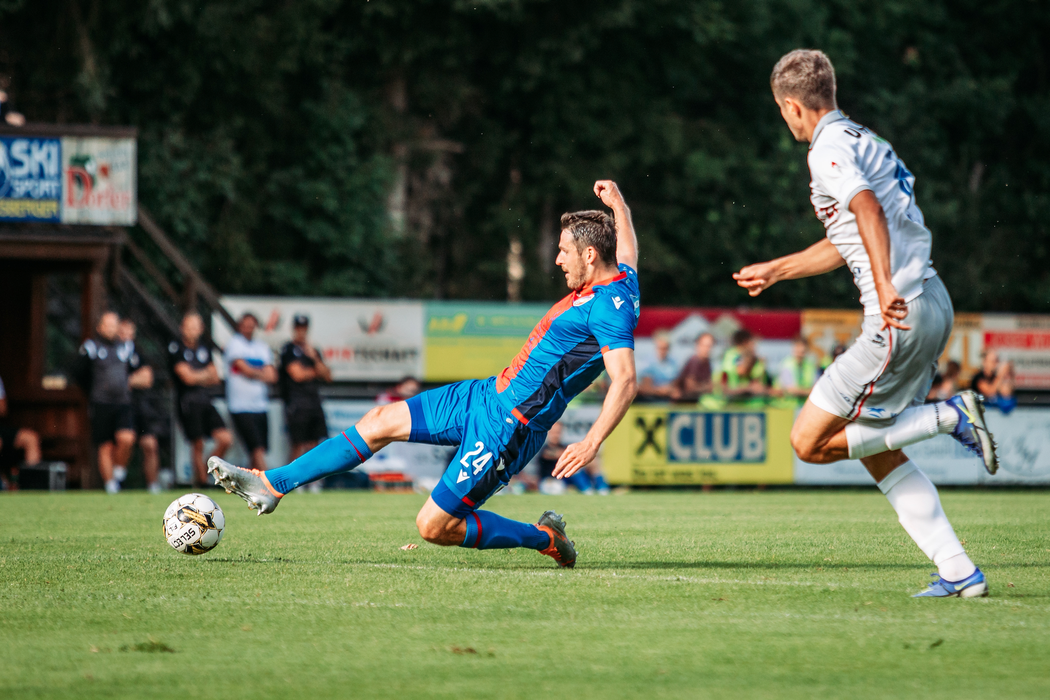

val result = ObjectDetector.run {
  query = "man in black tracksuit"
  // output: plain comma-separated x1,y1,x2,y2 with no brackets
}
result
279,315,332,461
73,311,136,494
120,318,165,493
168,311,232,487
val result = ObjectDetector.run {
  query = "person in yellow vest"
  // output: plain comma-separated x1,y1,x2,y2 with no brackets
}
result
721,329,768,407
774,335,818,407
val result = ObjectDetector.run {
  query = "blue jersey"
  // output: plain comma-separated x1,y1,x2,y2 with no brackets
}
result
494,263,640,430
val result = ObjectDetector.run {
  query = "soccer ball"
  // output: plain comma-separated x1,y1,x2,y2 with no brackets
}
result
163,493,225,555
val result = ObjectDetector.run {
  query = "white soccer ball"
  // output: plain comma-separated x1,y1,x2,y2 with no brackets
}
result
163,493,225,555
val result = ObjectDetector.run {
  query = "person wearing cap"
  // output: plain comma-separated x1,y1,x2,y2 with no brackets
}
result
224,313,278,471
279,315,332,461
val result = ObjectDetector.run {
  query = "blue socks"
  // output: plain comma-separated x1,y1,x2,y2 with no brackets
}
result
265,427,373,494
461,510,552,550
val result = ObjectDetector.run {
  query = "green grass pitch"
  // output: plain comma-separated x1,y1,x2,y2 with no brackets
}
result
2,489,1048,699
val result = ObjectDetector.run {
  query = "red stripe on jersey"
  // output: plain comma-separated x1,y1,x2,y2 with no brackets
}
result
600,345,610,354
496,293,575,392
578,270,626,296
511,407,528,425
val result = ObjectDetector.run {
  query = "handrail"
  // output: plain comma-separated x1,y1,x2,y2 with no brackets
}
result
135,205,238,332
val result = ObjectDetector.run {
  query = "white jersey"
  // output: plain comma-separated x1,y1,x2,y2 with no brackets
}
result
808,110,936,315
224,334,273,413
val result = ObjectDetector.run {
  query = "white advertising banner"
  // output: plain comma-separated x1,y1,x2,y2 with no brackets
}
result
794,407,1050,485
60,137,136,225
215,297,424,382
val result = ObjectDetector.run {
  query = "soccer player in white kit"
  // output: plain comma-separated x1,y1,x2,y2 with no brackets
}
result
734,50,998,598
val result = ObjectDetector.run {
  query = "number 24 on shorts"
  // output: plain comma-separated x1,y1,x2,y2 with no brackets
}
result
457,442,493,483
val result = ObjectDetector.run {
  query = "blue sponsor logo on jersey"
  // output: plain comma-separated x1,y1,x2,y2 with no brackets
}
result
666,412,766,463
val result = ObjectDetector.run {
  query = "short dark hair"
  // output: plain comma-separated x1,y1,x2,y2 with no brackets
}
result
770,49,837,110
731,329,754,346
239,312,259,325
560,210,617,266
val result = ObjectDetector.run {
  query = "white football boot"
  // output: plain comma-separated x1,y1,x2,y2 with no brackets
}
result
207,456,282,515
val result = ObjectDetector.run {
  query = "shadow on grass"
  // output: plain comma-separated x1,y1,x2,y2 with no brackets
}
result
589,560,930,571
197,557,300,564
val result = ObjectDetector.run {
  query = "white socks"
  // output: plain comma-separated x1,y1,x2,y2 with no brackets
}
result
878,461,975,581
846,403,959,460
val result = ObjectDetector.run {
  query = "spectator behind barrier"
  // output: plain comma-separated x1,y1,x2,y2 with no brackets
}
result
119,319,163,493
537,422,609,495
671,332,714,403
721,329,768,406
225,313,278,472
280,314,333,463
971,350,1017,414
377,376,422,405
0,374,42,490
927,360,961,402
637,330,679,400
169,312,233,486
774,335,818,406
73,311,138,494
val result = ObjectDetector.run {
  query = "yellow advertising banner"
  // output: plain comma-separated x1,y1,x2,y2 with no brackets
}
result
603,405,795,485
424,302,546,381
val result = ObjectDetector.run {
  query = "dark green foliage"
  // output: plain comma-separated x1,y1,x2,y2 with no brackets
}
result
1,1,1046,309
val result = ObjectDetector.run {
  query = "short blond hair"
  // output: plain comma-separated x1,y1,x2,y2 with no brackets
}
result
770,49,837,110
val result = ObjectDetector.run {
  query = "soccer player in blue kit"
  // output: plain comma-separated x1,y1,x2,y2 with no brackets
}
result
209,180,640,568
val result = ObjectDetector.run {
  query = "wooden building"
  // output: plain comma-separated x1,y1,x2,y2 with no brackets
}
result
0,124,231,487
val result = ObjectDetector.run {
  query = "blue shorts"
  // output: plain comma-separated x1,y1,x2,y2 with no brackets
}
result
405,378,547,518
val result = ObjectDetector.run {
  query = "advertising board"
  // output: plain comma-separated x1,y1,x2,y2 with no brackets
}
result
602,405,795,485
215,297,424,382
793,407,1050,485
0,135,136,224
60,136,136,225
0,136,62,222
424,301,547,381
982,314,1050,389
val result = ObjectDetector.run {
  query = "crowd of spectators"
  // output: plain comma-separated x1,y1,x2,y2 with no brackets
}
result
634,328,824,409
1,310,1025,492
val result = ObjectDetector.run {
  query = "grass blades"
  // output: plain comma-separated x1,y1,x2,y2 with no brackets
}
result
1,490,1048,699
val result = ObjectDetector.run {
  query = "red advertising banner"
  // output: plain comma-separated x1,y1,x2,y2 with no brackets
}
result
982,314,1050,389
637,308,801,339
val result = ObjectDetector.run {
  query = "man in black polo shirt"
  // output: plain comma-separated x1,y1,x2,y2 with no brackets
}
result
279,315,332,460
73,311,136,494
120,319,164,494
169,311,232,486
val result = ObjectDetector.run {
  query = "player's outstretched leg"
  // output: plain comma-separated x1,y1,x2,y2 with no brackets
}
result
416,498,577,568
209,403,408,515
208,426,374,515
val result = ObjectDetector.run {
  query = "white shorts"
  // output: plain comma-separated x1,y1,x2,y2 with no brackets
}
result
809,275,953,425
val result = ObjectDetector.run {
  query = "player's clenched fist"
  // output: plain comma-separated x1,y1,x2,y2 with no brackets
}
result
593,180,625,209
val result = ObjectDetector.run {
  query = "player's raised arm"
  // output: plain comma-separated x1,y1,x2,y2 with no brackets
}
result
552,347,637,479
594,180,638,270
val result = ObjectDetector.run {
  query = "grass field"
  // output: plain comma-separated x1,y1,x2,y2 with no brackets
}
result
2,489,1048,699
